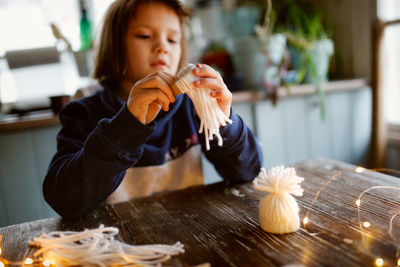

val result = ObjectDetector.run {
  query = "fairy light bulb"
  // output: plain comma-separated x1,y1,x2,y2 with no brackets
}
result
0,260,4,267
25,257,33,265
0,247,2,256
397,258,400,266
363,221,371,228
375,257,384,266
43,259,50,266
355,167,365,173
356,199,361,206
303,217,309,225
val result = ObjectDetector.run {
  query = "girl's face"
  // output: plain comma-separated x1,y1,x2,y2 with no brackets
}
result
124,2,182,83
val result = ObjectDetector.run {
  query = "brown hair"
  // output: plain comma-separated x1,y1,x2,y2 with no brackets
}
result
92,0,188,87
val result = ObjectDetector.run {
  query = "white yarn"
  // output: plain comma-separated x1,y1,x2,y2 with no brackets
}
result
29,225,184,267
173,64,232,150
253,166,304,234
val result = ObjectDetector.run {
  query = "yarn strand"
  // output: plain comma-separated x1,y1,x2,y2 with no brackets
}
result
173,64,232,150
28,225,184,266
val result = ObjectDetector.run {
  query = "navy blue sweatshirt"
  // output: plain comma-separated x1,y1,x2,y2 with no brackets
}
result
43,86,263,219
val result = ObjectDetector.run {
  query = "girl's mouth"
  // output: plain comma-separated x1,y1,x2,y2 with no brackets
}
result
151,60,168,70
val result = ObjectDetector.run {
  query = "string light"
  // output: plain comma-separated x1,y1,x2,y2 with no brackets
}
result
375,257,384,266
302,166,400,264
42,259,50,266
24,257,33,265
302,170,344,229
355,167,366,173
0,235,3,267
363,222,371,228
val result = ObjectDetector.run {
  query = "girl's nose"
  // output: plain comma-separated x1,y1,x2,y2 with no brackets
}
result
154,38,168,54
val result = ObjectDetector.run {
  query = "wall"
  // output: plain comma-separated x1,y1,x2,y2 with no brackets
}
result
0,125,59,227
319,0,377,78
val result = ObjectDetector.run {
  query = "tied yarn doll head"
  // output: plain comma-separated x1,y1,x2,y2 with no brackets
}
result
253,166,304,234
172,64,232,150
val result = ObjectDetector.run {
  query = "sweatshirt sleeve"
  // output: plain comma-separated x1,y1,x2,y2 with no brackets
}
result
43,102,154,219
202,109,263,182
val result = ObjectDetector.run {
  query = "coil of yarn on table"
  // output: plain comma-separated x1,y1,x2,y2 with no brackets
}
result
172,64,232,150
253,166,304,234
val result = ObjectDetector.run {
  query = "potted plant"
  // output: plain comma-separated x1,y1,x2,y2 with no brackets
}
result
224,0,266,90
277,0,334,118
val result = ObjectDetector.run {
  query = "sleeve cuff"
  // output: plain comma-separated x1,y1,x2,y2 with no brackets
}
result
97,103,155,151
215,109,244,147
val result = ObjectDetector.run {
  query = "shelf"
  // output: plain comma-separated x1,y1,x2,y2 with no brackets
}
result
232,78,370,104
0,110,59,132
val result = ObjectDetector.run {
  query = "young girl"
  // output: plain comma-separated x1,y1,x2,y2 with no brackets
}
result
43,0,263,219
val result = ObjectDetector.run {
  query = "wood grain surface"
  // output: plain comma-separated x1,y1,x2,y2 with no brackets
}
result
1,158,400,266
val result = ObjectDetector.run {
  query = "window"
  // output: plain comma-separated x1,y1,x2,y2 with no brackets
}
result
0,0,79,54
0,0,113,54
0,0,113,105
377,0,400,125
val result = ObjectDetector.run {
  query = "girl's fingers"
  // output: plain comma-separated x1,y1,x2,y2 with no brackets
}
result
191,64,229,94
140,74,175,103
193,77,224,91
146,102,162,123
135,89,171,111
127,72,177,124
210,91,223,98
192,63,222,80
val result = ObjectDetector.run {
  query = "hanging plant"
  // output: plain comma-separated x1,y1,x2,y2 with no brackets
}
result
277,0,334,119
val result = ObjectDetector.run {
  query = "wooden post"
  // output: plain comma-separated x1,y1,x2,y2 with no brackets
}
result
371,19,386,168
370,19,400,168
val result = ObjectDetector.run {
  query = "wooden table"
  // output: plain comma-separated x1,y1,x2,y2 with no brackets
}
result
1,158,400,266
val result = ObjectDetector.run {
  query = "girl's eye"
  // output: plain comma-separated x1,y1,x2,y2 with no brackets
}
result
136,34,150,39
168,39,178,44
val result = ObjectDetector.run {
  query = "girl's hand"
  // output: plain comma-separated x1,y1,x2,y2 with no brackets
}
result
127,71,176,125
192,64,232,118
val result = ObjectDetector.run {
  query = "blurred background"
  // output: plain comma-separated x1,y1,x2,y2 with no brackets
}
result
0,0,399,227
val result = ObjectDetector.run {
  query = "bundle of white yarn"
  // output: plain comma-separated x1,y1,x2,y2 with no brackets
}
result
29,225,184,266
253,166,304,234
172,64,232,150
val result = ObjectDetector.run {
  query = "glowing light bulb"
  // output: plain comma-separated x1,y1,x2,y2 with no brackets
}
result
0,260,4,267
25,257,34,265
43,259,50,267
375,257,384,266
0,247,2,256
397,258,400,266
356,199,361,206
363,222,371,228
303,217,309,225
355,167,366,173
